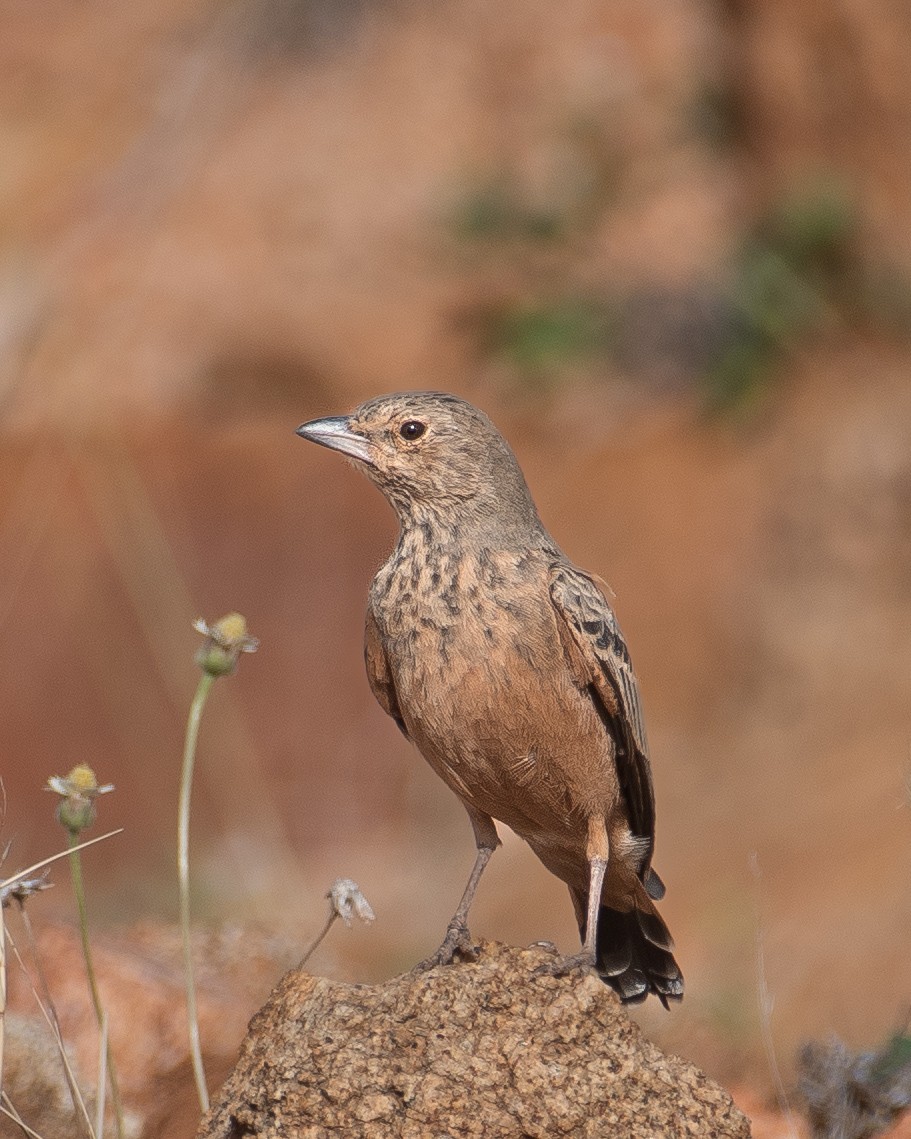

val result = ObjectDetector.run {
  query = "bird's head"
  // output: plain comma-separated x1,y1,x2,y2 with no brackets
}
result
297,391,542,539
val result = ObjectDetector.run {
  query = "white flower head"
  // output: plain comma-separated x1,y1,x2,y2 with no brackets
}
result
327,877,375,927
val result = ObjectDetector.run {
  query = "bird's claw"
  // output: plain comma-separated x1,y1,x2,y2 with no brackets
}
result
533,950,597,979
412,922,479,972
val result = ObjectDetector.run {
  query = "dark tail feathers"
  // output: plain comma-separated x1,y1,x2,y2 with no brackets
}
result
593,901,684,1009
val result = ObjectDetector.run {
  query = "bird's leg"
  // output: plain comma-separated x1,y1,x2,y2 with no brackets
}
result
535,817,608,978
413,809,499,972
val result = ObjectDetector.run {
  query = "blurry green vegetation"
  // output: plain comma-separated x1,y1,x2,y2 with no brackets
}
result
478,296,614,384
449,119,619,247
870,1032,911,1085
452,180,568,245
449,121,618,387
703,237,832,415
455,166,910,414
703,178,910,414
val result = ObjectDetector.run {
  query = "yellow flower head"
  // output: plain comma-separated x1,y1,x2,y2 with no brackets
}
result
193,613,259,677
47,765,114,834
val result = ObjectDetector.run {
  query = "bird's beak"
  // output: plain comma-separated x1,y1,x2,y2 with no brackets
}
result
295,416,375,466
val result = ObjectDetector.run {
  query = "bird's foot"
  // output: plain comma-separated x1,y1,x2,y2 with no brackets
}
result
412,921,479,973
533,949,597,979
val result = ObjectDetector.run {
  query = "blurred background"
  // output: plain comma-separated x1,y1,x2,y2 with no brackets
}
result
1,0,911,1116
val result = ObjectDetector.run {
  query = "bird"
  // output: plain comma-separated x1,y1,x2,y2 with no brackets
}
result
296,392,683,1006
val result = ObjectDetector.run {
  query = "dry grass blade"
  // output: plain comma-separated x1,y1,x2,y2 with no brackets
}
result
0,831,123,895
1,888,6,1094
0,777,6,1091
7,920,96,1138
750,851,800,1139
1,1091,46,1139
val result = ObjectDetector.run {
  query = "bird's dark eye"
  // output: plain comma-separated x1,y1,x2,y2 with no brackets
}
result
399,420,426,441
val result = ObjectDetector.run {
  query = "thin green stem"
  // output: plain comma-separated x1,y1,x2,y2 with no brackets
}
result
178,671,215,1115
67,830,125,1139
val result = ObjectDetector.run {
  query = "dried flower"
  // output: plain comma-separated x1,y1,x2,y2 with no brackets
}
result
1,873,52,908
299,878,376,967
47,765,114,834
327,878,376,927
193,613,259,677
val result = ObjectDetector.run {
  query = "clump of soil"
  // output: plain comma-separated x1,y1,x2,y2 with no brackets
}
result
200,939,750,1139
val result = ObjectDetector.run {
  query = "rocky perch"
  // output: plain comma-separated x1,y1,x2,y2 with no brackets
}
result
199,940,750,1139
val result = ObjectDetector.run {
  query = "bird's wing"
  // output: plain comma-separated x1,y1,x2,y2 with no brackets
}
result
548,562,658,874
364,606,410,739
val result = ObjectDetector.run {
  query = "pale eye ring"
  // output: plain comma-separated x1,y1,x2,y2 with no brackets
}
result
399,420,426,441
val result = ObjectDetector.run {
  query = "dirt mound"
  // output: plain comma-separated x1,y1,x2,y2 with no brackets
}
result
200,939,750,1139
